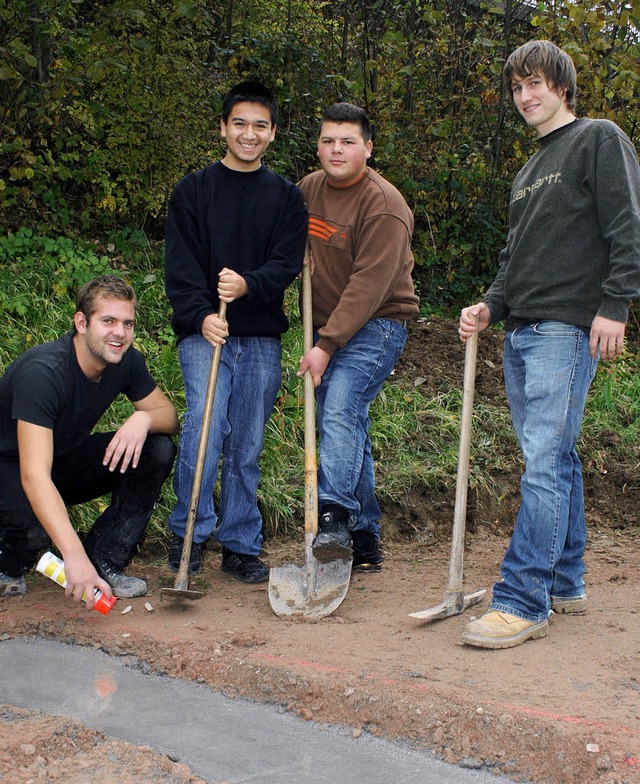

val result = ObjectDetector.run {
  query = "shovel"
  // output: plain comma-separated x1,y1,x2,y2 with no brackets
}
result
268,259,352,621
161,302,227,603
409,325,486,622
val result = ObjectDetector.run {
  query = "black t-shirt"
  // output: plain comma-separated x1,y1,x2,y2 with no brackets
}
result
0,332,156,460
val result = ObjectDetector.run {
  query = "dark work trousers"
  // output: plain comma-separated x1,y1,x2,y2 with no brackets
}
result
0,432,176,577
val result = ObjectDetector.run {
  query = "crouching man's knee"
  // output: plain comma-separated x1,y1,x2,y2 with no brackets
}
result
143,434,177,476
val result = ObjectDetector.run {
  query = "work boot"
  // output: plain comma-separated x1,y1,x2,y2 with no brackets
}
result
351,529,383,572
312,505,352,563
167,533,203,575
221,548,269,584
551,595,587,614
461,610,549,649
0,571,27,597
92,556,148,598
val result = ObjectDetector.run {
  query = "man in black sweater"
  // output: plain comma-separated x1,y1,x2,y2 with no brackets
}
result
459,41,640,648
165,81,307,583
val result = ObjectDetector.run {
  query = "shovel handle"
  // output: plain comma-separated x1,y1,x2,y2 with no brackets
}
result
408,323,487,621
302,251,319,536
175,300,227,586
447,324,478,594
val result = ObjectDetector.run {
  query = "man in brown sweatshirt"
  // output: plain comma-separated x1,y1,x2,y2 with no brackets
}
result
297,102,419,569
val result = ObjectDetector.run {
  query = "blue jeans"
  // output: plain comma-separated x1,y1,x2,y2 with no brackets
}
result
492,321,598,622
169,334,281,556
315,318,407,536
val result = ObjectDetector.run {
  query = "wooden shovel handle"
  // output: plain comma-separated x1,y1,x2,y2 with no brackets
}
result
447,324,478,593
176,300,227,584
302,252,318,536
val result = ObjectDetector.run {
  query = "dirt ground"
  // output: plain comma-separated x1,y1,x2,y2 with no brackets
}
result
1,317,639,784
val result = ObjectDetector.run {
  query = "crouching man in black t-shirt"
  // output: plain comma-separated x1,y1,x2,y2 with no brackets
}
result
0,275,178,605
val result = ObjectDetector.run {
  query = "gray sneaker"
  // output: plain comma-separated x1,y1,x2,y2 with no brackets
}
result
93,558,148,598
0,571,27,597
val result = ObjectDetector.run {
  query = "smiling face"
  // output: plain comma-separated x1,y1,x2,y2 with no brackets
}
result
317,120,372,186
220,102,276,171
74,296,135,379
510,73,575,137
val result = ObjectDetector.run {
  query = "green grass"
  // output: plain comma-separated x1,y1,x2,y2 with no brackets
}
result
1,229,638,545
580,354,640,481
584,356,640,441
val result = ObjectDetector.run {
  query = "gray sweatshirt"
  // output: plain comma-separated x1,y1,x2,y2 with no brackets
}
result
484,118,640,328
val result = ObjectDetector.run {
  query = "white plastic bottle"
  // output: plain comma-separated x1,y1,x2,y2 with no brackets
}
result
36,551,116,615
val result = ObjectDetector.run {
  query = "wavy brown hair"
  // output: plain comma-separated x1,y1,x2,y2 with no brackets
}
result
503,40,577,111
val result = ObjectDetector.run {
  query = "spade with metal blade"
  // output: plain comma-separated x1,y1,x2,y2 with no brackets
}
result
268,259,352,621
161,302,227,603
409,325,486,622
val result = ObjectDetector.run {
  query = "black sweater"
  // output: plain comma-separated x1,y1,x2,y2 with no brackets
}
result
485,118,640,328
165,162,308,342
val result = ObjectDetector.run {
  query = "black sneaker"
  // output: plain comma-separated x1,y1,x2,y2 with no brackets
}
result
351,529,383,572
92,557,148,598
312,505,353,562
221,548,269,584
167,534,202,575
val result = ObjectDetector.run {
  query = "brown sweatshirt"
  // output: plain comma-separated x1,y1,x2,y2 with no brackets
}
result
298,168,420,356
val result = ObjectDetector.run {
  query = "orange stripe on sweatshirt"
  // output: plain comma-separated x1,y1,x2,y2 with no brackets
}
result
308,217,338,241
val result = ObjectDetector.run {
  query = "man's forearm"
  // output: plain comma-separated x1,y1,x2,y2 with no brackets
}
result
145,404,179,436
20,472,83,560
20,470,110,603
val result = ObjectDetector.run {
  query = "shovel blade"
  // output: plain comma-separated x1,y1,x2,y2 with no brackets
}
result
160,573,205,602
160,586,205,602
408,588,486,622
268,550,351,622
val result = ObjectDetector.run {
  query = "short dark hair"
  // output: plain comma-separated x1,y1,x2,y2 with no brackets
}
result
320,103,372,143
503,40,577,111
222,81,278,126
75,275,137,325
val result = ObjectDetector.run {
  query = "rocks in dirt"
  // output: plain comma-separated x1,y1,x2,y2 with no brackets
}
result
498,712,515,726
172,761,197,780
431,725,446,744
1,707,208,784
596,755,614,773
458,757,484,769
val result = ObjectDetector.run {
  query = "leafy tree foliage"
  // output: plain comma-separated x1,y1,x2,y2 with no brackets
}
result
1,0,638,305
1,0,220,232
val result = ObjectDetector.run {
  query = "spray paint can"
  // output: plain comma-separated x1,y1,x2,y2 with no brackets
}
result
36,551,116,615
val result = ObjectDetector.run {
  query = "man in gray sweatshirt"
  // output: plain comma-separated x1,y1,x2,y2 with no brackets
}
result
459,40,640,649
